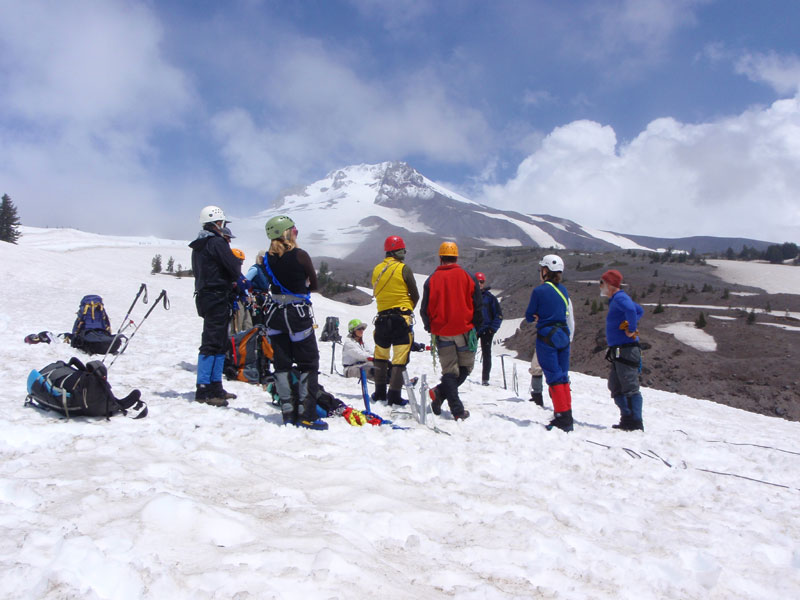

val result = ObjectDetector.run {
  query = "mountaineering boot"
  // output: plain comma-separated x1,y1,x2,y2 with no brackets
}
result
116,389,148,419
372,359,389,403
440,373,466,419
628,392,644,431
612,416,633,430
210,381,237,400
530,392,544,406
429,386,443,415
545,383,573,432
387,389,409,406
454,409,470,421
482,380,489,386
298,371,320,422
297,418,329,430
627,419,644,431
274,371,295,425
194,384,228,407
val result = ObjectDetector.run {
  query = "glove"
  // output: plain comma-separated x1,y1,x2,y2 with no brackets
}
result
619,320,639,339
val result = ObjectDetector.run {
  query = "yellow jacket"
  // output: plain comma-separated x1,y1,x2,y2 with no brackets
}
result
372,257,415,313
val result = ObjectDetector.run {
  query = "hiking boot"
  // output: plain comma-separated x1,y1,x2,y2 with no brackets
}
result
387,389,409,407
627,419,644,431
481,381,489,386
612,416,632,430
530,392,544,406
195,385,229,407
454,409,470,421
210,381,237,400
429,386,443,415
297,419,329,431
545,410,573,432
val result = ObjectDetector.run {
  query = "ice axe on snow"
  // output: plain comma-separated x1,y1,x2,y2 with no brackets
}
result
106,289,170,369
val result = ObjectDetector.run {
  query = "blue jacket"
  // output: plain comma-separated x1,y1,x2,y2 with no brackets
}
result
525,282,571,333
606,290,644,346
478,288,503,335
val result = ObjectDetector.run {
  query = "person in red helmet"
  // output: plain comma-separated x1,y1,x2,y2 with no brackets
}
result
370,235,420,406
474,272,503,385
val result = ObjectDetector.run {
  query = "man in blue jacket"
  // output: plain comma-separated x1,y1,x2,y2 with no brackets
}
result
601,269,645,431
475,272,503,385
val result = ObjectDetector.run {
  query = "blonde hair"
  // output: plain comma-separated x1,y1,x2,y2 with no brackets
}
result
268,228,297,257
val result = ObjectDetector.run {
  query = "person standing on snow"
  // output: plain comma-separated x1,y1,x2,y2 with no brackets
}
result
474,272,503,386
600,269,645,431
189,205,243,407
262,215,326,430
525,255,575,432
370,235,420,406
421,242,483,421
341,319,375,380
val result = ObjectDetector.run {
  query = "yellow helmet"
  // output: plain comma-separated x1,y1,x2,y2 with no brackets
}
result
439,241,458,257
231,248,245,261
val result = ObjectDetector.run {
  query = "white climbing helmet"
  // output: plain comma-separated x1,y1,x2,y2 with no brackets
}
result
539,254,564,273
199,205,229,225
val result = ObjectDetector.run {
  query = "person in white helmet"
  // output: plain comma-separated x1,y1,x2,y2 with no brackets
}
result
189,205,243,407
524,254,575,432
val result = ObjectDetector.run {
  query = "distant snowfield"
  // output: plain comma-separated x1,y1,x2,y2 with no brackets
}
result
655,322,718,352
707,259,800,294
2,228,800,599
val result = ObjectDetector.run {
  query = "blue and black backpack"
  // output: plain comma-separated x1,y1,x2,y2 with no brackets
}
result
69,295,124,355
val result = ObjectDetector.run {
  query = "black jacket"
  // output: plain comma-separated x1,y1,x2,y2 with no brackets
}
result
189,228,242,293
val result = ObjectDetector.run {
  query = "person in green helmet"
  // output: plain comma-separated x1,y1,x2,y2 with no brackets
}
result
261,215,327,430
342,318,375,380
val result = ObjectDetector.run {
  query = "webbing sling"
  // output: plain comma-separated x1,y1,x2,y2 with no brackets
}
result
545,281,570,316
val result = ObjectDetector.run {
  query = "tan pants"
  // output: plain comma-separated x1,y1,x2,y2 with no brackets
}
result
437,333,476,377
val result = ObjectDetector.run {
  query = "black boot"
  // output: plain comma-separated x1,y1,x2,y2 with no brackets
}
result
210,381,237,400
627,419,644,431
530,392,544,406
195,384,228,407
387,389,409,406
440,373,466,419
429,386,443,415
545,410,573,432
612,416,632,430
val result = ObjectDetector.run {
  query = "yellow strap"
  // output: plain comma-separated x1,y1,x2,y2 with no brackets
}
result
546,282,570,317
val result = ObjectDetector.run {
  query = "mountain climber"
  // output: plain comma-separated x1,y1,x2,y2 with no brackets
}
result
421,242,483,421
342,319,375,380
245,249,271,325
370,235,420,406
525,254,575,432
230,247,254,334
262,215,327,430
601,269,646,431
189,205,243,407
475,272,503,386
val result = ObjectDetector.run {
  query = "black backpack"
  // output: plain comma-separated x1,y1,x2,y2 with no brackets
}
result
69,295,125,355
319,316,342,343
26,357,146,419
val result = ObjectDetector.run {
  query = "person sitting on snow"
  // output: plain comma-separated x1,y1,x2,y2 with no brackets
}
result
342,319,376,380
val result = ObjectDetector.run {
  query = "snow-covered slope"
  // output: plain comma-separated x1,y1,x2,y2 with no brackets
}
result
1,229,799,599
228,161,652,259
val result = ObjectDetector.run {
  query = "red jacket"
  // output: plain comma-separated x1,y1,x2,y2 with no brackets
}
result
421,264,483,336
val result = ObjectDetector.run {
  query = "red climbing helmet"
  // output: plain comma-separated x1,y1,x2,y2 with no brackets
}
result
384,235,406,252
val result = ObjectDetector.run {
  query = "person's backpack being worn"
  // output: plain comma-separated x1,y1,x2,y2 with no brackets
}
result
26,357,147,419
69,295,125,355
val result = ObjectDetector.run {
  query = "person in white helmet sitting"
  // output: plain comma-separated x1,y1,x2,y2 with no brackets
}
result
341,319,375,380
525,254,575,432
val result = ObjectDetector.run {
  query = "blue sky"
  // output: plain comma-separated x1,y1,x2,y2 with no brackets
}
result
1,0,799,242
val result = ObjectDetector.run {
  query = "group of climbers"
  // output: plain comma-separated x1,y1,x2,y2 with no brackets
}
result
190,207,646,433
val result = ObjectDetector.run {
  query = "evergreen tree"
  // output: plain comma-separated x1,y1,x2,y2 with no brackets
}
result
151,254,163,274
695,311,707,329
166,256,175,273
653,302,665,314
747,309,756,325
0,194,22,244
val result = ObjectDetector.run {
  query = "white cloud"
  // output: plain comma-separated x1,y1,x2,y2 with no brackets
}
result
479,96,800,242
211,44,491,193
735,51,800,95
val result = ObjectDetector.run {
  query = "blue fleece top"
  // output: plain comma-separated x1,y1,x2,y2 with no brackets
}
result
525,282,570,332
606,290,644,346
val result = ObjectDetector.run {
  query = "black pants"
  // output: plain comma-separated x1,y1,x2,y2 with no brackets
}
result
196,290,230,355
270,332,320,373
479,331,494,382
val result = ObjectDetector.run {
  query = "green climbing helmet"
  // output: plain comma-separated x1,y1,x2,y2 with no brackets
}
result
265,215,295,240
348,318,366,333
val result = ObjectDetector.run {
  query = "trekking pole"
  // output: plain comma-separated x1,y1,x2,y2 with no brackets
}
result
500,354,508,390
512,363,519,396
330,342,337,375
102,283,148,364
107,289,169,369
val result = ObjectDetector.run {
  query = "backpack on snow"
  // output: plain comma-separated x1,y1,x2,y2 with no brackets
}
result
319,316,341,343
25,357,147,419
223,325,274,384
69,295,125,355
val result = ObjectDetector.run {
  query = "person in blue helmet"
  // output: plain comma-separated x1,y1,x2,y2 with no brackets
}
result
525,254,575,432
189,205,243,407
601,269,646,431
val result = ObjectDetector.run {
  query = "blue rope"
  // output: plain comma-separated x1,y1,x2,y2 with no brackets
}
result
262,254,311,303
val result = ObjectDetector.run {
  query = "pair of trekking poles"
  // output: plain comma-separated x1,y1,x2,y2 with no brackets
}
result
101,283,170,369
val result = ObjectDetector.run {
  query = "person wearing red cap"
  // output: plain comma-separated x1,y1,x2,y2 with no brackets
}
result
601,269,645,431
370,235,420,406
474,272,503,386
